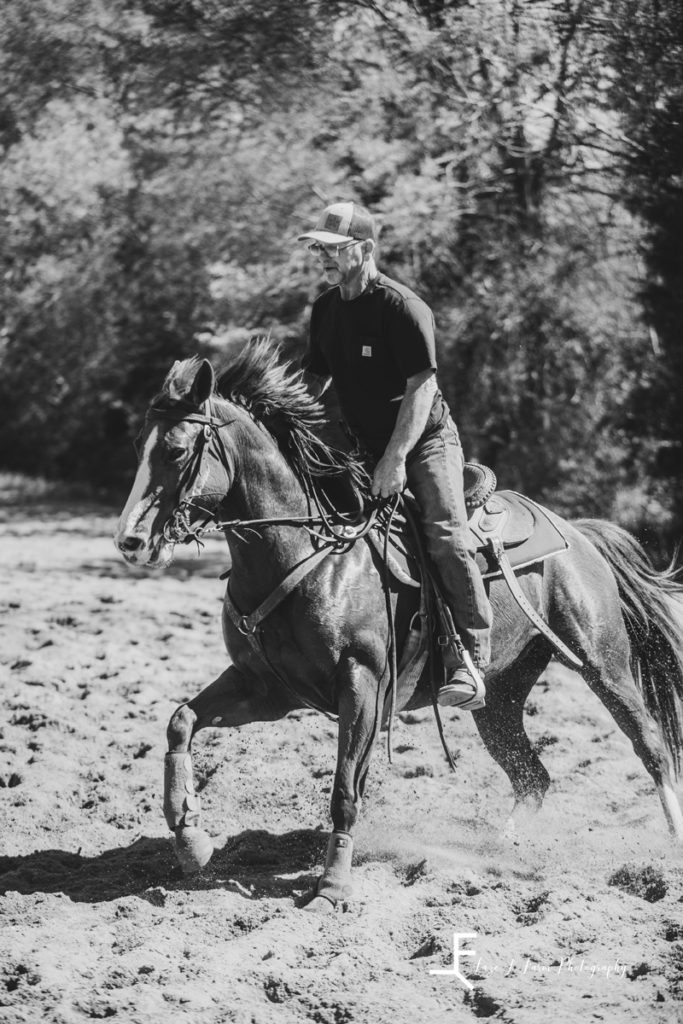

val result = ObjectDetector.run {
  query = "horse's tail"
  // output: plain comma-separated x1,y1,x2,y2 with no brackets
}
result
574,518,683,774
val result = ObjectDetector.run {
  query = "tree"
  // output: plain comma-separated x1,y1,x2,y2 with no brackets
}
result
0,0,674,547
606,0,683,546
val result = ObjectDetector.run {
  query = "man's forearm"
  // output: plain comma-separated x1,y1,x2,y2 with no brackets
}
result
371,369,437,497
384,369,436,460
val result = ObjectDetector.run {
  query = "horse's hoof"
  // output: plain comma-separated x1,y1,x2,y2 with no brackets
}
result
174,826,214,874
502,801,542,843
501,817,518,842
302,894,337,914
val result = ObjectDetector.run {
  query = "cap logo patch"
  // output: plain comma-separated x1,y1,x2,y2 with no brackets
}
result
323,213,344,232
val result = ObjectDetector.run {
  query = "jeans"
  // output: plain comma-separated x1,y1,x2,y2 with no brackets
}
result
406,418,492,670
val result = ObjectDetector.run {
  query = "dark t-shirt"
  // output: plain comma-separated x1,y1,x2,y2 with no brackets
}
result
302,273,449,456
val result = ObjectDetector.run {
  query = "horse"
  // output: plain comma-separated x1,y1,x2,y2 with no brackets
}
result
115,339,683,912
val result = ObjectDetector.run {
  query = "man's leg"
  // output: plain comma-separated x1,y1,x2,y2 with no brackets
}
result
405,418,492,708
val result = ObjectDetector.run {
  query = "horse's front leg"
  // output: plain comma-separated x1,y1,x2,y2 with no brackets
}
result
306,660,382,914
164,664,289,874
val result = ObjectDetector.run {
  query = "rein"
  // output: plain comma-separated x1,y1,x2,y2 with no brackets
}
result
149,402,379,548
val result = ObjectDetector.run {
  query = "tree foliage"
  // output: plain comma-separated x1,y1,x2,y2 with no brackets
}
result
605,0,683,537
0,0,680,551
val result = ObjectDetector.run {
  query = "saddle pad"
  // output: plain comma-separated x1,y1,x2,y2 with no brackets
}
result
368,490,568,584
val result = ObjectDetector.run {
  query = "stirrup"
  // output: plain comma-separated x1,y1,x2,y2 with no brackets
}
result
438,656,486,712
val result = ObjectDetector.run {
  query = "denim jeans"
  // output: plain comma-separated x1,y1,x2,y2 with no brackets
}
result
406,418,492,669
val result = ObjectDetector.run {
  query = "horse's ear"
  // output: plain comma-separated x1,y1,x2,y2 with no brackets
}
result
189,359,215,406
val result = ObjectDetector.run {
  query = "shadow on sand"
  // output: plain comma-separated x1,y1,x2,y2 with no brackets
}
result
79,549,231,581
0,828,326,904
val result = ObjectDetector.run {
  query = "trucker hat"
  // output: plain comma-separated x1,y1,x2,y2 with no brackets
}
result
297,201,376,245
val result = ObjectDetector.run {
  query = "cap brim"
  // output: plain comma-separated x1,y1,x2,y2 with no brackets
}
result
297,229,355,245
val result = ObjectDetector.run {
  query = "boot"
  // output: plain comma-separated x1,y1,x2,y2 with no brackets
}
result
437,662,486,711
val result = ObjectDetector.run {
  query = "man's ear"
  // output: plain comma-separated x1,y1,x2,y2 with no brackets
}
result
361,238,376,259
189,359,215,406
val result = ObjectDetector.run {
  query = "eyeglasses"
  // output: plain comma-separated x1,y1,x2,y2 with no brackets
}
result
307,239,360,257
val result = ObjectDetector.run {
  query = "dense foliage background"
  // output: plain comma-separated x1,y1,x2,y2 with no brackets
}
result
1,0,681,552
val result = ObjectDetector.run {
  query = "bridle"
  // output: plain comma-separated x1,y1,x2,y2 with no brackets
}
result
145,402,381,551
141,405,234,546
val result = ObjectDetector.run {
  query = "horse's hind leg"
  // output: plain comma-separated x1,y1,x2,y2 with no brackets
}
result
165,665,290,873
582,655,683,841
473,645,553,835
546,534,683,840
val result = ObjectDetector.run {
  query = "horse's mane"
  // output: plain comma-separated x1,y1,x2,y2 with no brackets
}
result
216,338,325,433
158,339,371,511
217,338,371,510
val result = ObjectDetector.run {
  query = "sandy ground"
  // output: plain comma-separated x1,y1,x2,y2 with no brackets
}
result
1,502,682,1024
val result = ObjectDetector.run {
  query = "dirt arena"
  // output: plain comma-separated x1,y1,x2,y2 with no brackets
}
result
1,496,682,1023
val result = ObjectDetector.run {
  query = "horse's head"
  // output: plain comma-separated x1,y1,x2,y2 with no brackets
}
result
115,357,235,567
116,339,371,567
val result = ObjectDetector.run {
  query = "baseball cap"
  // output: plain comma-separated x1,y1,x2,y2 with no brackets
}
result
297,201,376,245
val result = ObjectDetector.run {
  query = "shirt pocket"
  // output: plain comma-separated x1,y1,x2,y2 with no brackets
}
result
351,334,404,401
350,335,384,383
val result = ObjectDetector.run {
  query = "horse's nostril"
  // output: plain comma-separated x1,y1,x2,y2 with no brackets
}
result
119,535,145,553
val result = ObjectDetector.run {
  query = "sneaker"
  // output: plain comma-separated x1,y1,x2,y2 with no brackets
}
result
437,665,486,711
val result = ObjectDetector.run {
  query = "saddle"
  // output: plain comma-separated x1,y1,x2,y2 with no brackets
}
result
367,464,582,672
368,482,566,583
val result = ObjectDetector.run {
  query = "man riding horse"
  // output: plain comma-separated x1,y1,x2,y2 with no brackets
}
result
298,201,491,710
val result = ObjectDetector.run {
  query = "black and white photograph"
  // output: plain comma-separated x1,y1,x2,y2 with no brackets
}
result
1,2,682,1022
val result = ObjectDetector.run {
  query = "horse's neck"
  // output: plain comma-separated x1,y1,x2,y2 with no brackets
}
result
223,435,313,603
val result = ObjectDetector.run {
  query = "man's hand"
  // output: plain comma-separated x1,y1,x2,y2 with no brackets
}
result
371,454,407,499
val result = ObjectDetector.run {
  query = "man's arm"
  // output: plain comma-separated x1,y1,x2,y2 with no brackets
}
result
372,368,437,498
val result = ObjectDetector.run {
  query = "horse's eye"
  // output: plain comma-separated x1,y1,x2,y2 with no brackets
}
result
167,447,186,463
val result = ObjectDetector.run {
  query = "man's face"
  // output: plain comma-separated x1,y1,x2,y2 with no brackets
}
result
312,240,364,286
